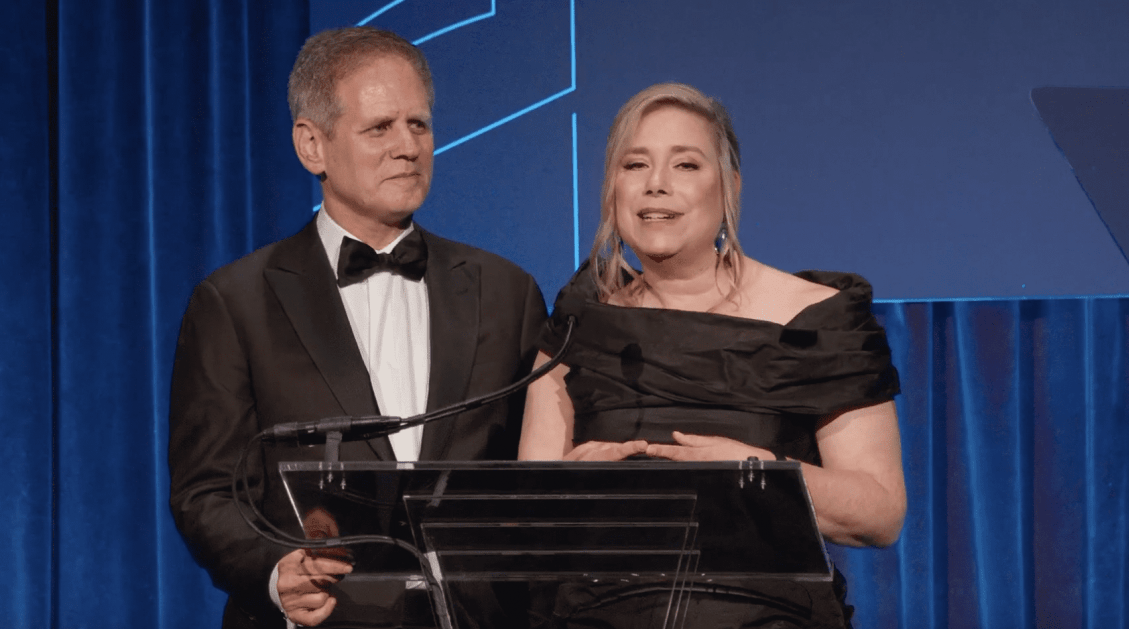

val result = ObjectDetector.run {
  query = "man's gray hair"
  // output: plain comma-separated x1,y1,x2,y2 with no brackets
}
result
288,26,434,137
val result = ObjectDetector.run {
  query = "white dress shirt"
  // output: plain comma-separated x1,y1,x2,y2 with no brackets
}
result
316,209,430,461
271,209,431,621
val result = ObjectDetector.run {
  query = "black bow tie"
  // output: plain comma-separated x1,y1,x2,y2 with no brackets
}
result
337,230,428,286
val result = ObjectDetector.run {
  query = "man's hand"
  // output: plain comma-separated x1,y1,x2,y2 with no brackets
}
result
276,548,353,626
564,439,648,461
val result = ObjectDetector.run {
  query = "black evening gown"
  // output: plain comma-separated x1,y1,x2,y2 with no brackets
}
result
538,263,900,629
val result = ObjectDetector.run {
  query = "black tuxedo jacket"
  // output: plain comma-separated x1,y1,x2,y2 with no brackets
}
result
168,219,546,627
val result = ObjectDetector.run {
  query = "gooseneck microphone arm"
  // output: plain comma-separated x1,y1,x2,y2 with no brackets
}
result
228,315,576,629
230,314,578,551
260,314,579,446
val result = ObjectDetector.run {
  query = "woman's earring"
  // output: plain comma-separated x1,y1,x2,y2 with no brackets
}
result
714,223,728,254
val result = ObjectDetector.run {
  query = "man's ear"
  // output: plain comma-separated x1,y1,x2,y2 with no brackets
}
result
292,118,326,178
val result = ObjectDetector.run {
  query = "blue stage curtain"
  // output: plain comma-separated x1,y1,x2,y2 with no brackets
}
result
832,298,1129,628
2,1,54,627
2,2,1128,628
0,0,311,626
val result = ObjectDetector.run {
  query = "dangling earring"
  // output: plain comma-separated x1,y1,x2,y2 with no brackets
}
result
714,223,728,254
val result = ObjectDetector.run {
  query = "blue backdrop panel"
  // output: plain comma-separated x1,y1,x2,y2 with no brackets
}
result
313,0,1129,300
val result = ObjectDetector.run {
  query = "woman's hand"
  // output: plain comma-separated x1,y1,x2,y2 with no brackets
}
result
564,439,648,461
645,431,773,461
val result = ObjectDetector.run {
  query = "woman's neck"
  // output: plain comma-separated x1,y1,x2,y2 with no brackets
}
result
634,253,745,312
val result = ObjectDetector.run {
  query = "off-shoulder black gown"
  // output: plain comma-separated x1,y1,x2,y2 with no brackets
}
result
538,263,900,629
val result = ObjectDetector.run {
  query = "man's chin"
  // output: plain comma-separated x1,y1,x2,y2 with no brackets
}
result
370,210,417,230
383,186,430,212
368,191,429,218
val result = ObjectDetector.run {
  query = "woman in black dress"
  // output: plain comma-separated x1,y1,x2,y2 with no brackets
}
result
518,83,906,629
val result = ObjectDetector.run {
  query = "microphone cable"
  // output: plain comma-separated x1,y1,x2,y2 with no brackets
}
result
229,314,578,551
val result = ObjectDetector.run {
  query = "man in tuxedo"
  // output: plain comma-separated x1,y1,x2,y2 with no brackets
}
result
168,27,546,628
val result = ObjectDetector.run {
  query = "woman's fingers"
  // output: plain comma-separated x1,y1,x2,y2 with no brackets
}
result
565,440,649,461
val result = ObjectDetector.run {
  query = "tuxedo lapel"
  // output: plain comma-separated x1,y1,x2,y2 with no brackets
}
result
419,229,479,461
263,221,396,461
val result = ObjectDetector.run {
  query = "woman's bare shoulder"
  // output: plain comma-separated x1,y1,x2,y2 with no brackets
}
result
780,267,840,307
737,260,840,324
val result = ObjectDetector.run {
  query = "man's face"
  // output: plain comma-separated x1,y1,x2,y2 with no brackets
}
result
318,54,434,232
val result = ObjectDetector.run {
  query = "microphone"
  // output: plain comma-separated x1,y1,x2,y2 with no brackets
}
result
262,414,407,444
259,315,578,446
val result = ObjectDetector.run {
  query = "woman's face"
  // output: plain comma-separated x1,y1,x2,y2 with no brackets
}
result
613,105,725,265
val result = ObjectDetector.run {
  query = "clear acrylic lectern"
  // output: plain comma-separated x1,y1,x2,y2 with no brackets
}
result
277,460,830,629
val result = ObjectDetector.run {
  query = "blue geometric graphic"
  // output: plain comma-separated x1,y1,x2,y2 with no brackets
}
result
310,0,580,268
351,0,576,156
1032,87,1129,266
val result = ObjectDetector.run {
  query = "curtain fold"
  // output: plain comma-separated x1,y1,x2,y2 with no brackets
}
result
1,2,54,628
829,299,1129,629
36,0,310,626
2,1,1127,627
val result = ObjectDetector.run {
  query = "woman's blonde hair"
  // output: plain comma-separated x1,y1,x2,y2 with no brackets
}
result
590,83,744,302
